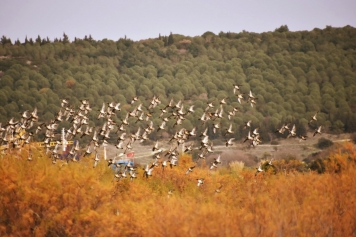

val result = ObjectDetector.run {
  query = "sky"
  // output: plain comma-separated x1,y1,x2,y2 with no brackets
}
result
1,0,356,42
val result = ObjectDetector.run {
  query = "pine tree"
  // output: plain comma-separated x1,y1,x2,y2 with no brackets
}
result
36,35,42,44
164,36,168,47
1,35,12,45
63,32,69,44
168,32,174,45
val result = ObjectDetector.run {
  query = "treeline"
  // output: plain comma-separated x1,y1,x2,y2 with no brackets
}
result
1,25,356,141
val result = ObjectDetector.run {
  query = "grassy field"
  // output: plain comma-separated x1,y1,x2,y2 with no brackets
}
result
1,142,356,236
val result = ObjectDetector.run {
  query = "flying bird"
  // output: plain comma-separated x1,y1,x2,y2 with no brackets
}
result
313,126,322,137
197,178,204,187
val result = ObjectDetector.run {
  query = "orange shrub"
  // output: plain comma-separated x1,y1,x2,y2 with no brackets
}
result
1,143,356,236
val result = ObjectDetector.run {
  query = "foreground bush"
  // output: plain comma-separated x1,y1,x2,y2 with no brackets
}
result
1,144,356,236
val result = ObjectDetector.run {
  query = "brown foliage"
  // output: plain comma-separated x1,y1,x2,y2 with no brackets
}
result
1,144,356,236
38,88,49,94
65,79,76,89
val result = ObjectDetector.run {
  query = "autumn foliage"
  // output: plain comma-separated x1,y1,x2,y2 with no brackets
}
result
1,143,356,236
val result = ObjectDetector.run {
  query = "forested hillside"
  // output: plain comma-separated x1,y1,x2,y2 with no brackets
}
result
1,25,356,141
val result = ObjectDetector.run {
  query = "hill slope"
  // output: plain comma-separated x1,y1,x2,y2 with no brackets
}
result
1,26,356,142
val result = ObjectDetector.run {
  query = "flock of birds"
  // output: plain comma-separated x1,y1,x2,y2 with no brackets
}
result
0,83,323,190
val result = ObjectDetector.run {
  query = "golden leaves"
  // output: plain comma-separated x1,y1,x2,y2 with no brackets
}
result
1,143,356,236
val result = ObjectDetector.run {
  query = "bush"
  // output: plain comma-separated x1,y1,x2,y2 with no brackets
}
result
351,133,356,144
1,143,356,236
229,161,244,174
309,158,326,174
316,137,333,149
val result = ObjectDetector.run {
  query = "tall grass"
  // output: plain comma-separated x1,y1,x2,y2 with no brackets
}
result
1,143,356,236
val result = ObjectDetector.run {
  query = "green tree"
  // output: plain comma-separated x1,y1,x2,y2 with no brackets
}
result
275,25,289,33
35,35,42,44
1,35,12,45
168,32,174,46
63,32,70,44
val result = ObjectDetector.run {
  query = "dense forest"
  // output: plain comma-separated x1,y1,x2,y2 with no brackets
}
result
1,25,356,142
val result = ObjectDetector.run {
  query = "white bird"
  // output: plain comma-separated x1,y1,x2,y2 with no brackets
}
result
220,98,227,105
152,141,159,151
243,131,254,143
201,136,209,147
236,93,244,104
233,84,242,94
227,108,238,120
214,155,222,164
130,171,137,181
215,185,223,194
210,162,218,170
187,127,196,137
249,98,257,108
167,189,174,197
184,144,193,153
27,152,33,161
186,166,195,175
255,164,264,176
197,178,204,187
117,132,126,141
226,138,235,147
213,123,220,134
243,120,252,130
161,160,168,170
287,124,296,138
268,158,273,166
313,126,322,137
61,99,69,108
169,158,178,169
200,127,208,137
113,102,121,112
157,121,166,131
207,101,214,109
187,105,195,114
115,141,124,150
248,90,255,100
224,124,233,136
93,152,100,168
131,96,138,104
299,135,308,142
143,164,154,178
309,111,319,124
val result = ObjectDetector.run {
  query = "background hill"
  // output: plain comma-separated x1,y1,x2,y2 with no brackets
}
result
1,25,356,142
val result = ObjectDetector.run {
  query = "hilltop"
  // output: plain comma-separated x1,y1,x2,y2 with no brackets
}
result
0,25,356,143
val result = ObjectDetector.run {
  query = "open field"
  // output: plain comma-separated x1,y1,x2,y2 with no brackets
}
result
104,132,352,167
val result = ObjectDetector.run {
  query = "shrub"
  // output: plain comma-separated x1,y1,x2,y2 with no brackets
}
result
1,143,356,236
351,132,356,144
316,137,333,149
309,158,326,173
229,160,244,174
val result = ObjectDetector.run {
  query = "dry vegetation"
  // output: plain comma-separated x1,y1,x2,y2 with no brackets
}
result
1,143,356,236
